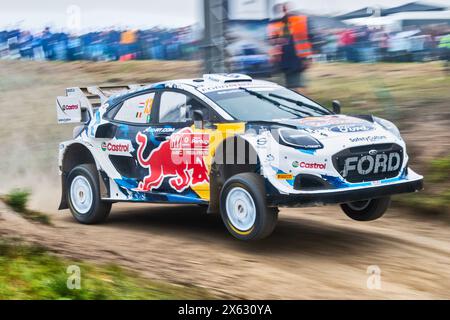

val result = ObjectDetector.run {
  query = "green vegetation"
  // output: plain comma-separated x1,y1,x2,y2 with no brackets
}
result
3,189,30,212
0,240,213,300
428,155,450,183
395,154,450,214
0,189,51,225
395,190,450,215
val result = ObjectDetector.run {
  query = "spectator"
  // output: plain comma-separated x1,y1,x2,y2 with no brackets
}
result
267,2,313,93
120,29,138,60
339,28,356,62
438,33,450,74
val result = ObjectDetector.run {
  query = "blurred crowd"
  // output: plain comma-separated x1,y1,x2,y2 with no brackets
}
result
1,22,449,68
313,24,450,63
0,26,201,61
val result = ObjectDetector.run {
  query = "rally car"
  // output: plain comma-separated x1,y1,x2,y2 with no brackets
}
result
56,74,423,240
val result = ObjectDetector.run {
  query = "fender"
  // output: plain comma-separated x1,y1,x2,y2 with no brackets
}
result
58,141,109,209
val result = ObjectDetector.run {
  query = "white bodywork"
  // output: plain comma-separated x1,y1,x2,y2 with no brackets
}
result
57,74,423,205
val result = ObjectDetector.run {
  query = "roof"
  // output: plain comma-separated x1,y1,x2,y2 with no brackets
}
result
308,15,349,29
337,1,447,20
383,2,447,15
347,10,450,31
336,7,377,20
106,74,278,106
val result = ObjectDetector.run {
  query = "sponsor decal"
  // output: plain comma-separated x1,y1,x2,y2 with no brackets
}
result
329,124,374,133
135,127,210,192
299,116,375,134
298,116,359,127
277,173,294,180
101,140,132,153
342,152,401,177
257,137,267,146
62,104,79,111
292,161,299,168
170,131,210,156
302,128,330,137
266,154,275,162
197,82,274,93
146,127,176,134
297,161,327,170
349,135,387,143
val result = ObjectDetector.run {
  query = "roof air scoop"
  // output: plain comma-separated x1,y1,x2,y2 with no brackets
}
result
203,73,253,83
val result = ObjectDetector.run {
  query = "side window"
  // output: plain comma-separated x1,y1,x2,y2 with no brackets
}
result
159,92,188,123
114,92,155,124
186,96,210,120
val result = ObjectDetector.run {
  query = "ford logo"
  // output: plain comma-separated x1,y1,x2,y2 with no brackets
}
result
329,124,374,133
368,149,378,156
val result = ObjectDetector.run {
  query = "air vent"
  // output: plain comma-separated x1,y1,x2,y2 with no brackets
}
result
203,74,253,83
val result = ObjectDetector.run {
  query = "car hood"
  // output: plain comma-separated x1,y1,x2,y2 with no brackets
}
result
247,115,395,144
282,115,377,137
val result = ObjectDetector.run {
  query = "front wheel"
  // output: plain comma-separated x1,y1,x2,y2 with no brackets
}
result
67,164,112,224
340,197,391,221
220,173,278,241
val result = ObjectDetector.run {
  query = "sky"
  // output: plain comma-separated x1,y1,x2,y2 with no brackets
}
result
0,0,449,31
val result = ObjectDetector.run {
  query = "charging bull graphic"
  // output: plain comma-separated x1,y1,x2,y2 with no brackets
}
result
135,128,210,192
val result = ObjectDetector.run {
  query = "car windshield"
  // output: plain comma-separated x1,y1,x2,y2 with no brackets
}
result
205,86,331,121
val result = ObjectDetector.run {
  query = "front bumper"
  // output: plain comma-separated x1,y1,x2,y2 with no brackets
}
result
267,178,423,207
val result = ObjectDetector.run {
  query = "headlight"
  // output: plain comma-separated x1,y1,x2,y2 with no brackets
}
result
277,128,323,149
374,117,402,140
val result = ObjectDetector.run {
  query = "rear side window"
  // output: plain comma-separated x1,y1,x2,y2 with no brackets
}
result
114,93,155,124
159,92,188,123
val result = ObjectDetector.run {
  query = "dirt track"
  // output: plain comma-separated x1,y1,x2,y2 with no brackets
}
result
1,201,449,299
1,61,449,299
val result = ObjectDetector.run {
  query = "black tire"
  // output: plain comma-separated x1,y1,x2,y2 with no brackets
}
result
340,197,391,221
67,164,111,224
220,172,278,241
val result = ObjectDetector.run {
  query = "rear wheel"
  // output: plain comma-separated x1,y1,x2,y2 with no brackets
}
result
67,164,111,224
340,197,391,221
220,173,278,241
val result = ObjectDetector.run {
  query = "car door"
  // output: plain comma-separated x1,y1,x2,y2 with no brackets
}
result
135,89,212,200
106,89,213,202
105,90,160,195
141,89,213,202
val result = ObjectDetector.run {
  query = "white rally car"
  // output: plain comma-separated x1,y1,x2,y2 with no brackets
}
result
56,74,423,240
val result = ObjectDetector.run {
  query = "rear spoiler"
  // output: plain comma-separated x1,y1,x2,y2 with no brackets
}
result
56,84,146,124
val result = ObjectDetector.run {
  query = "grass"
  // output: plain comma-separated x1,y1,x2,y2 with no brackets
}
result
395,190,450,215
0,239,213,300
394,154,450,214
0,189,51,225
428,155,450,183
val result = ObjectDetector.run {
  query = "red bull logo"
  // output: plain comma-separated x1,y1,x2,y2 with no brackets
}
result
136,128,210,192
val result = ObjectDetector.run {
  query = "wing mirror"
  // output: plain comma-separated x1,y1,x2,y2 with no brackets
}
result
332,100,341,114
95,123,118,139
193,110,204,129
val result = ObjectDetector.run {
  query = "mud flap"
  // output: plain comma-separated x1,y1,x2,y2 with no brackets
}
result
58,173,69,210
59,169,109,210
